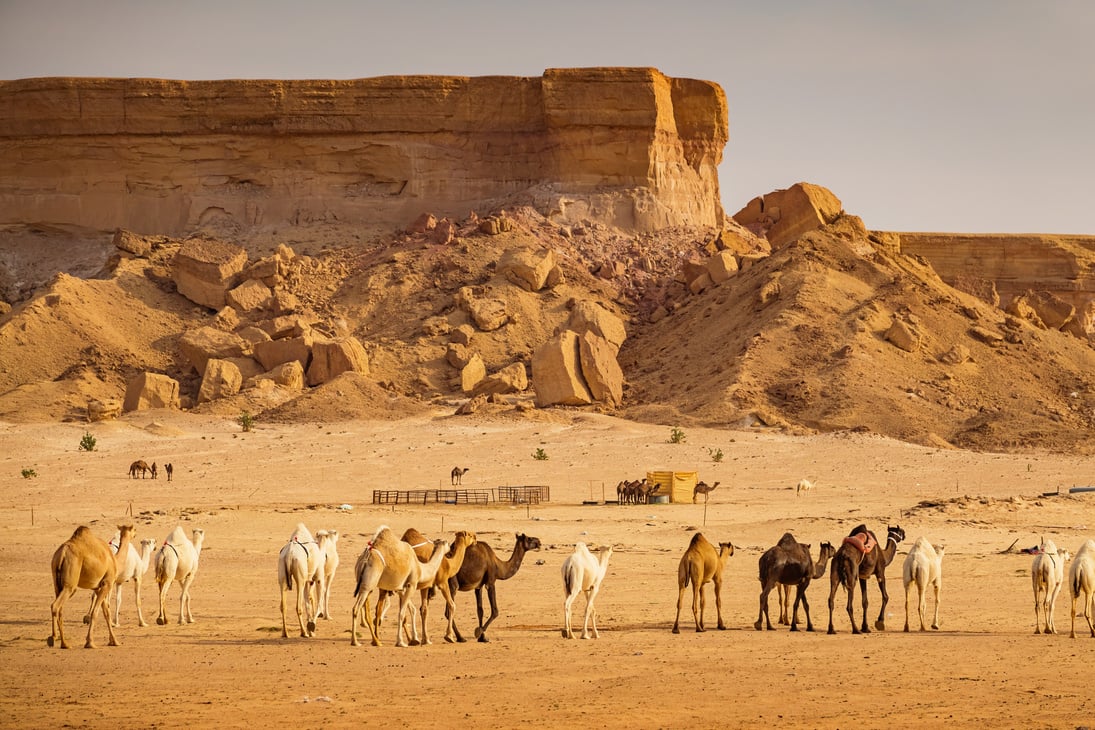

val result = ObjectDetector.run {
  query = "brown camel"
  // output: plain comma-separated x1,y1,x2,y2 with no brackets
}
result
446,533,541,643
692,481,721,504
165,463,173,481
672,532,735,633
826,524,906,634
49,524,135,648
451,467,469,485
129,460,149,479
150,462,158,479
413,530,477,645
755,533,835,632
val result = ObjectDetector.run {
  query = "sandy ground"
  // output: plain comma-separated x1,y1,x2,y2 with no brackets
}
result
1,410,1093,729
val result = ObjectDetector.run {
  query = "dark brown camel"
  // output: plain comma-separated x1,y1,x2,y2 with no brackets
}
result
165,463,173,481
446,533,541,643
826,524,906,634
692,481,721,504
129,460,149,479
451,467,469,485
755,533,835,632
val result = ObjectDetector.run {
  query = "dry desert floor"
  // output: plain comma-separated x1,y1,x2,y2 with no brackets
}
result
1,410,1093,729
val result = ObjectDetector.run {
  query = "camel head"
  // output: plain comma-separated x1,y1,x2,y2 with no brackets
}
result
717,541,735,557
818,541,836,561
518,534,542,552
886,525,906,546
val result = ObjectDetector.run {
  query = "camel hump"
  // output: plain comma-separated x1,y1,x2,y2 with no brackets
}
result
165,525,187,544
688,532,707,548
70,525,92,540
776,532,798,550
848,524,868,537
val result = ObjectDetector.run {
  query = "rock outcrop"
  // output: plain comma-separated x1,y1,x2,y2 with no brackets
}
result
0,68,728,234
733,183,843,248
123,372,180,412
173,239,248,310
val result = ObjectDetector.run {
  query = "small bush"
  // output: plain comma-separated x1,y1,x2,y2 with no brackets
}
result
79,431,97,452
708,447,724,463
238,411,255,432
21,467,38,479
532,447,549,461
668,427,687,444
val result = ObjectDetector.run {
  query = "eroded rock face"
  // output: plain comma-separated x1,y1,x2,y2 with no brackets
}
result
531,331,594,407
0,68,728,234
178,326,249,375
472,361,528,397
87,398,122,421
567,301,627,349
578,331,624,406
123,372,180,412
173,238,248,310
306,337,370,386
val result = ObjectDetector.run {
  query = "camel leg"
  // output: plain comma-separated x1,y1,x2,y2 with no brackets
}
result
672,584,687,634
755,582,774,631
280,585,290,638
156,578,170,626
110,584,123,627
874,575,890,632
1085,591,1095,637
693,582,704,633
845,579,860,635
858,578,871,633
903,580,913,632
445,581,467,643
349,590,366,647
713,575,726,631
798,586,814,632
826,572,839,635
49,586,77,649
563,589,577,639
178,575,194,624
585,587,600,639
134,576,148,628
930,579,941,630
295,583,309,637
394,588,411,648
86,580,117,648
474,585,500,643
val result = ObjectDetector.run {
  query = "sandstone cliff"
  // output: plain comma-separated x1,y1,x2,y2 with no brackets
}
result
0,68,727,235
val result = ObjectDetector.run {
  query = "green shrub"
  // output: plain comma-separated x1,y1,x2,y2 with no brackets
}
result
708,447,724,463
238,411,255,432
21,467,38,479
532,447,549,461
79,431,97,452
668,427,687,444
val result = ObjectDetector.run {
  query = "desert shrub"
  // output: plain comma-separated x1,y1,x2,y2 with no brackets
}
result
238,411,255,432
708,447,724,463
532,447,549,461
79,431,97,452
668,427,687,444
21,467,37,479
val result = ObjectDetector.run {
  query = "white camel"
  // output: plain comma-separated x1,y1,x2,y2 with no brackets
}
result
397,540,451,645
110,536,157,627
155,526,205,626
1031,539,1070,635
796,479,814,495
1069,538,1095,639
277,523,327,638
562,543,613,639
350,525,421,647
902,537,944,631
315,529,340,620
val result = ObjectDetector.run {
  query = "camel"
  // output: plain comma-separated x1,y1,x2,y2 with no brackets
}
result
1069,539,1095,639
97,534,157,627
154,526,205,626
826,524,906,634
395,540,451,645
561,543,613,639
796,479,814,495
672,532,735,633
165,463,173,481
129,460,149,479
451,466,469,485
315,529,340,620
1032,538,1070,635
413,530,476,645
350,525,421,647
692,481,721,504
150,462,158,479
755,533,835,632
447,533,542,643
277,523,326,638
49,524,134,649
368,527,443,627
615,478,648,505
903,537,945,632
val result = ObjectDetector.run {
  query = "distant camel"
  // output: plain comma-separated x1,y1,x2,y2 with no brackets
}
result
693,481,721,504
796,479,814,495
155,526,205,626
447,533,542,643
277,523,326,638
150,462,158,479
672,532,735,633
350,525,420,647
562,543,613,639
129,460,149,479
903,537,945,632
1069,539,1095,638
315,530,340,620
49,524,134,648
165,463,174,481
451,467,469,485
826,524,905,634
755,533,835,632
1032,538,1070,635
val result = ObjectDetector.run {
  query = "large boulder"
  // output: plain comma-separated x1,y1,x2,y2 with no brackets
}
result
464,295,509,331
1024,290,1075,330
732,183,843,248
123,372,181,412
253,334,313,371
173,238,247,309
197,358,243,404
112,229,151,257
884,319,921,353
306,337,370,386
498,246,560,292
566,301,627,349
706,250,739,284
578,331,624,406
225,279,273,314
472,362,528,396
461,353,487,393
531,331,593,407
248,360,305,391
178,326,249,375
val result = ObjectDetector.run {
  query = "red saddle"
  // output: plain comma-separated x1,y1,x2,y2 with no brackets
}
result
842,532,877,554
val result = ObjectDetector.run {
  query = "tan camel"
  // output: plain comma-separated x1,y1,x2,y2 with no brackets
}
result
155,526,205,626
49,524,134,649
672,532,735,633
93,534,157,627
350,525,420,647
447,533,542,643
150,462,158,479
165,463,174,481
826,524,905,634
370,527,444,627
755,533,835,632
396,540,451,645
692,481,721,504
129,460,149,479
416,531,477,645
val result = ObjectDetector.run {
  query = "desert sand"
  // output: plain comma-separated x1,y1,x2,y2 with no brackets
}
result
2,409,1093,729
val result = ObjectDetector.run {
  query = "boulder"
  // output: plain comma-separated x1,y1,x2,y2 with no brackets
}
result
1005,295,1045,328
478,215,514,236
123,372,181,412
733,183,843,248
1025,290,1075,330
461,353,487,393
432,218,456,245
688,271,712,295
450,324,476,346
258,315,308,340
173,237,247,309
467,297,509,331
112,229,151,257
236,326,272,346
756,275,782,306
446,343,472,369
498,246,559,292
212,306,240,331
197,358,243,404
969,326,1005,345
567,300,627,349
706,250,739,284
306,336,370,386
270,290,300,315
87,398,122,422
884,319,921,353
248,360,305,391
472,362,528,396
224,356,265,382
226,279,273,313
939,344,971,365
578,331,624,406
178,326,249,375
409,212,437,233
254,334,313,372
531,331,594,407
455,394,488,415
241,256,281,288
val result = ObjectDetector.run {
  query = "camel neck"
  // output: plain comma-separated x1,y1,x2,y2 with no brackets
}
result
500,540,527,580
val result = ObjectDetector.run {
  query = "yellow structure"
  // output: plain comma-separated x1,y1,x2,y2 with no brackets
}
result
646,471,698,503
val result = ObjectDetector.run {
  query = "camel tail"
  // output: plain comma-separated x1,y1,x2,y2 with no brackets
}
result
51,550,67,596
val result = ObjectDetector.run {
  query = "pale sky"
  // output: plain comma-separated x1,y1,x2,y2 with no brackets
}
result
2,0,1093,234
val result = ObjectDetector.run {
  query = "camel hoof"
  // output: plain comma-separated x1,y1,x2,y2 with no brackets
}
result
931,625,939,631
408,639,420,647
561,629,570,638
874,621,885,631
827,628,836,635
477,634,489,643
306,620,316,633
46,636,54,647
753,621,762,631
717,624,726,631
82,615,91,625
157,617,167,626
789,625,798,632
473,627,483,638
672,627,680,634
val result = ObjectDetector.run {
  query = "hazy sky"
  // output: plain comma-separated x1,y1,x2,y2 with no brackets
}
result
2,0,1093,234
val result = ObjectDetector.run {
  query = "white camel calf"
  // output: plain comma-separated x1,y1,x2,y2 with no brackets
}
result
277,523,326,638
1031,539,1069,635
112,537,157,627
155,526,205,626
562,543,613,639
902,537,944,631
796,479,814,496
315,529,340,620
1069,539,1095,639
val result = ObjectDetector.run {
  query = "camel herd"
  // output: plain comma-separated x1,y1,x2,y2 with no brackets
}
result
47,520,1095,650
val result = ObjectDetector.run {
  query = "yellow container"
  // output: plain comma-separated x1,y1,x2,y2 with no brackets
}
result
646,471,698,504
